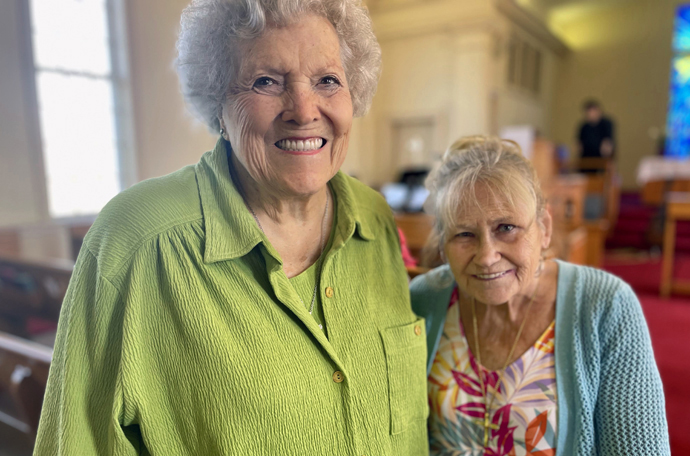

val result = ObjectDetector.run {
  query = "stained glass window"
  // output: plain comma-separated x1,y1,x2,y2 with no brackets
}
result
666,4,690,158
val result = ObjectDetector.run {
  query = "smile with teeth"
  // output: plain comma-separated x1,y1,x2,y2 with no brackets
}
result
275,138,325,151
474,271,510,280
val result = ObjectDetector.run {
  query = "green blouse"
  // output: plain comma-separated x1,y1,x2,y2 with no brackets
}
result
34,139,429,456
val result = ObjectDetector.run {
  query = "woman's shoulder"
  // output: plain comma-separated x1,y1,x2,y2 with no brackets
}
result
556,260,638,321
84,165,203,277
410,264,455,293
410,265,455,315
334,172,390,214
331,172,398,241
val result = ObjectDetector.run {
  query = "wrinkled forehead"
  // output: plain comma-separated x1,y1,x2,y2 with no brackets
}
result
453,182,535,226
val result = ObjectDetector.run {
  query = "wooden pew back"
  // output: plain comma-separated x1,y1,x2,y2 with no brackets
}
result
394,213,435,262
0,331,52,437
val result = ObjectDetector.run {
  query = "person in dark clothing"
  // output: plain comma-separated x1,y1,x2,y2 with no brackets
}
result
578,99,615,161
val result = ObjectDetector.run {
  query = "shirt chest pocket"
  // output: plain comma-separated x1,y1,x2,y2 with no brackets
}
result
380,317,430,435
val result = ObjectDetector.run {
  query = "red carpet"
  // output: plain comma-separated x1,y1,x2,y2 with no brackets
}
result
603,254,690,455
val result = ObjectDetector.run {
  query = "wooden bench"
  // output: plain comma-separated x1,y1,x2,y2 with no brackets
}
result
394,212,439,276
0,255,71,447
0,331,52,439
394,213,434,261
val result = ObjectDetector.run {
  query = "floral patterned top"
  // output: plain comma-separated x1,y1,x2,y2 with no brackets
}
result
428,288,558,456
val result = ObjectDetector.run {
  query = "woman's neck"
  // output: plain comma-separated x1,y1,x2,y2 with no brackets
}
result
230,152,328,225
472,261,556,328
229,152,334,278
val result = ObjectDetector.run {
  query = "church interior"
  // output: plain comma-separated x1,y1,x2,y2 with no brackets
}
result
1,0,690,454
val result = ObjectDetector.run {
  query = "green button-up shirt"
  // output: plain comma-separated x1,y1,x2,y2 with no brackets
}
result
34,140,429,456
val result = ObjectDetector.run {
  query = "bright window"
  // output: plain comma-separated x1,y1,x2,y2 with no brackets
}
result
666,4,690,158
30,0,122,218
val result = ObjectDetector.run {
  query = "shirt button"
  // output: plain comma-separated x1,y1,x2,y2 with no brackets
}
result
325,286,334,298
332,371,344,383
414,325,422,336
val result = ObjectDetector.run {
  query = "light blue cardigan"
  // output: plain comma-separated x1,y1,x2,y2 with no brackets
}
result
410,260,670,456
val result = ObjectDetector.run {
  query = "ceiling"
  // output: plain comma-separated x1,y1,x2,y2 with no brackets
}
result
517,0,636,26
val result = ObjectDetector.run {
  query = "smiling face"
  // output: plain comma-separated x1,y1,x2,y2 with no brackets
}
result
443,184,552,306
220,14,353,198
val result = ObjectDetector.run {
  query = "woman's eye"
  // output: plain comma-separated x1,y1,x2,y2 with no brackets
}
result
253,77,277,88
319,76,341,86
498,224,516,233
455,232,473,238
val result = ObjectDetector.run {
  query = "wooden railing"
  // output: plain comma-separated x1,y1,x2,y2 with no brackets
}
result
0,254,72,444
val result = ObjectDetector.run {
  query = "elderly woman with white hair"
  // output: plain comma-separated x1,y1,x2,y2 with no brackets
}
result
412,136,669,455
34,1,428,454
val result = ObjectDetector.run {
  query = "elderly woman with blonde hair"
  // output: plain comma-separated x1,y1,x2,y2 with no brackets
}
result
34,1,428,454
412,136,669,455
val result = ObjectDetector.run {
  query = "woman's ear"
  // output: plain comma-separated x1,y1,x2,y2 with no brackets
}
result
540,206,553,250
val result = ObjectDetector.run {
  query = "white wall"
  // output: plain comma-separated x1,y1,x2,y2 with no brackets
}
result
352,2,560,186
493,20,559,139
0,0,46,227
125,0,216,181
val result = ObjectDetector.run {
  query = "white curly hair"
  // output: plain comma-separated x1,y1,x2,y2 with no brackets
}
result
175,0,382,132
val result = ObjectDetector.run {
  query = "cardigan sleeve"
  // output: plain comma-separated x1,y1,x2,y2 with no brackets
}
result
33,248,141,456
594,283,670,456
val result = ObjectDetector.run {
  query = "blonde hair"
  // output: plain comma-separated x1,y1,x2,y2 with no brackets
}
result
425,135,545,244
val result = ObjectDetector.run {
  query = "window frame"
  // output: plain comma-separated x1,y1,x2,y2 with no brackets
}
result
20,0,137,222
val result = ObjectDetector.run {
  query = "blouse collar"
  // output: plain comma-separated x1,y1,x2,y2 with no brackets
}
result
195,138,374,264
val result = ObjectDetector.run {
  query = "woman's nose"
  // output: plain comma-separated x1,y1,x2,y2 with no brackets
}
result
474,236,501,267
281,84,320,125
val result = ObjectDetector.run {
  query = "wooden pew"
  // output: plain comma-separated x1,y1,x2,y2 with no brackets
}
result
0,331,52,439
545,167,613,268
394,212,435,263
642,179,690,206
394,213,436,278
578,157,620,235
0,254,72,447
544,175,589,265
